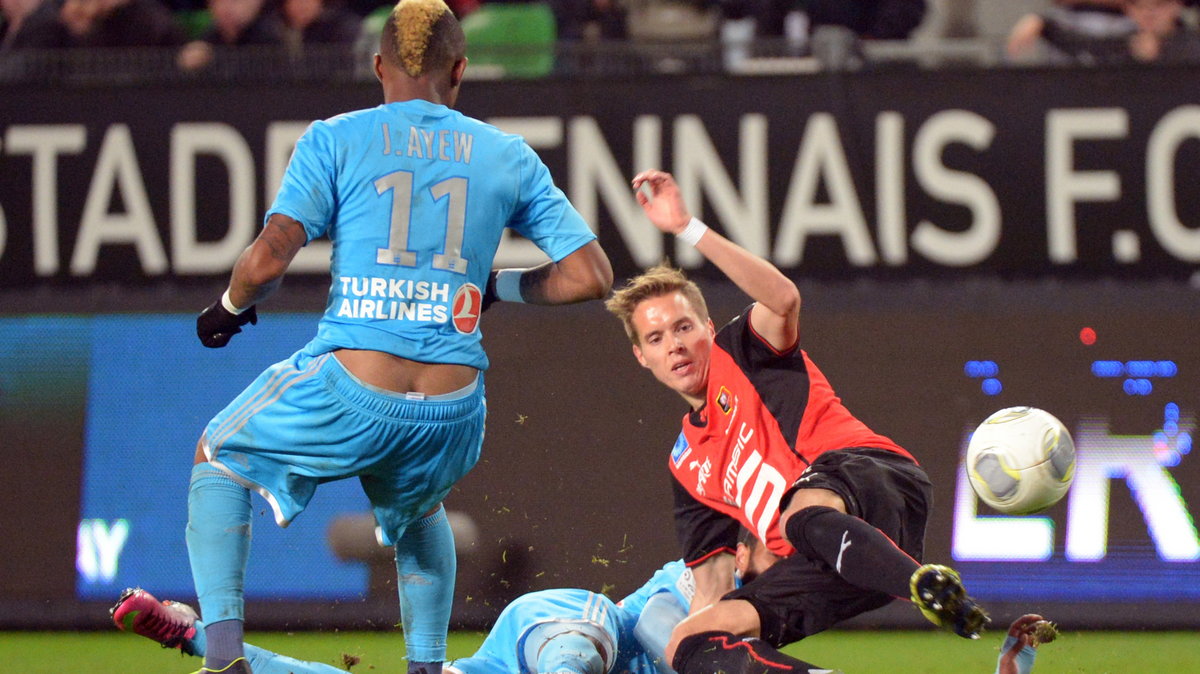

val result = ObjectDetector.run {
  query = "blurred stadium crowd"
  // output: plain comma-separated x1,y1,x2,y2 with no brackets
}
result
2,0,1199,81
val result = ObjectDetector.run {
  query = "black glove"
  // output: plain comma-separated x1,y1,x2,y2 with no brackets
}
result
481,270,500,312
197,300,258,348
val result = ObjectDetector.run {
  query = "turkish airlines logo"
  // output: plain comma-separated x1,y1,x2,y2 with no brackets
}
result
451,283,483,334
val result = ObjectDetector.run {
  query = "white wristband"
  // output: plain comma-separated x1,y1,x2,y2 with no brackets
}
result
221,289,247,315
493,269,526,303
676,217,709,246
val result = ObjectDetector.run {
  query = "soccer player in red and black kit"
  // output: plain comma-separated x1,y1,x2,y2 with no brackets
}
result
606,170,990,674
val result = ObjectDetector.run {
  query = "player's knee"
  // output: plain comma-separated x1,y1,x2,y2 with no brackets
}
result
779,488,845,536
537,631,604,674
782,504,844,555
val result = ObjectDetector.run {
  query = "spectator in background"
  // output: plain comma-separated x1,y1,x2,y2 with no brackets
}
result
177,0,283,70
3,0,181,50
1007,0,1200,64
279,0,361,47
65,0,183,47
1126,0,1200,61
1006,0,1135,63
1,0,47,50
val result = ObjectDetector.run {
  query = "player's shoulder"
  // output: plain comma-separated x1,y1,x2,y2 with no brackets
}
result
464,116,536,157
291,108,372,147
318,105,386,131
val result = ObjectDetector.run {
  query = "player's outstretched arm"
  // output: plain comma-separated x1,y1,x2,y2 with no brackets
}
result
196,213,307,348
486,240,613,307
631,169,799,352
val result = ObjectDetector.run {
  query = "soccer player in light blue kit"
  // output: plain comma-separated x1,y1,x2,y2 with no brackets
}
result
444,562,695,674
443,532,780,674
111,1,613,672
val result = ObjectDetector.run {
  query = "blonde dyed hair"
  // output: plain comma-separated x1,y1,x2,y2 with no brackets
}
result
605,264,710,345
382,0,464,78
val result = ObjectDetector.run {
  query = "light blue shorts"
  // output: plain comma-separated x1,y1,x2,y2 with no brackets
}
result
200,349,485,545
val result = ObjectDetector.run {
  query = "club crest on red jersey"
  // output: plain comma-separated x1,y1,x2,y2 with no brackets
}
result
451,283,483,334
716,386,733,414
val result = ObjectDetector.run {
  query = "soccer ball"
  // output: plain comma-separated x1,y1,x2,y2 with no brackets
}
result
966,407,1076,515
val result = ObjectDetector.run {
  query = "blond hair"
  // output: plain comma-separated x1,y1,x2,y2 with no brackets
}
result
381,0,464,78
605,264,710,345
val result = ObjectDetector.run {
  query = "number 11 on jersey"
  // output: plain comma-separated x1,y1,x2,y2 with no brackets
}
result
375,169,469,274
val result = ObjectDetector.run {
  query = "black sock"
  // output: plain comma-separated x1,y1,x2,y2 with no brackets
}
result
407,661,442,674
784,505,918,599
672,631,828,674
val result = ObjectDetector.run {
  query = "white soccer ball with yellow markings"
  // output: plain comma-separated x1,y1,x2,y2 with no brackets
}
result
966,406,1076,515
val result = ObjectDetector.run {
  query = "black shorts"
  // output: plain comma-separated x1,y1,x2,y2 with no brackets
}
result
724,448,933,646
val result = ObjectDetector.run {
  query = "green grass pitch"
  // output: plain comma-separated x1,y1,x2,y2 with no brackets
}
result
2,629,1197,673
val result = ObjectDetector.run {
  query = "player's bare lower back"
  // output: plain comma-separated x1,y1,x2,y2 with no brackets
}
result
333,349,478,395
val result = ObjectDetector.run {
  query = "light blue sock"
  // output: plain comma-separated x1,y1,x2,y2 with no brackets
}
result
995,636,1038,674
182,619,206,657
536,632,605,674
182,620,347,674
395,505,455,664
186,463,251,669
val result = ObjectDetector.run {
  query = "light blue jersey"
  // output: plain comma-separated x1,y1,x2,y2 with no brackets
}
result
616,560,693,620
269,99,596,370
447,561,693,674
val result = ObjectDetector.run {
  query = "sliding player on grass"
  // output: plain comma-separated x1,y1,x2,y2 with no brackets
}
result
111,530,780,674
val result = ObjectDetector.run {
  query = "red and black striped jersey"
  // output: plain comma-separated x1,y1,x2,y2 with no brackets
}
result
669,305,913,563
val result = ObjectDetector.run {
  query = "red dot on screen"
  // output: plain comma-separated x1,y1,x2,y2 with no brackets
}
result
1080,327,1096,345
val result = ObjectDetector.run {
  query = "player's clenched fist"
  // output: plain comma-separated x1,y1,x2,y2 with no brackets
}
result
197,300,257,348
